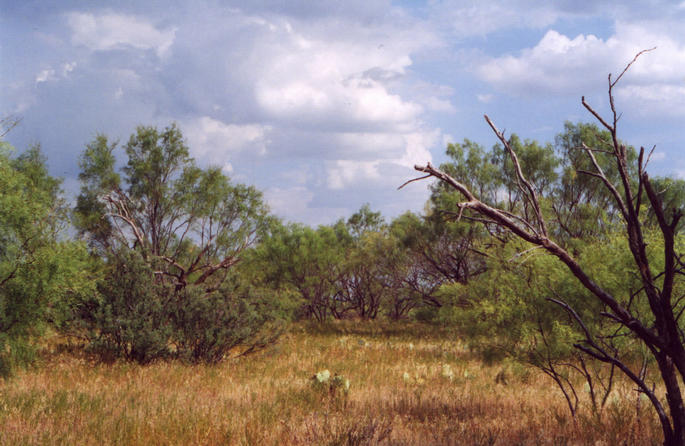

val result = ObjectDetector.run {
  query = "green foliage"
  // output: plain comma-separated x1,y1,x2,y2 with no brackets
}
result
257,204,435,322
440,139,501,206
256,222,344,322
86,250,173,363
436,230,665,413
646,176,685,233
73,135,120,250
73,123,282,363
334,218,393,320
169,276,284,364
74,124,272,290
346,203,384,239
0,144,92,376
551,122,636,241
431,123,639,248
85,249,283,364
421,119,685,425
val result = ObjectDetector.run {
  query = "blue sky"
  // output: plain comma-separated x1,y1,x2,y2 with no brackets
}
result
2,0,685,225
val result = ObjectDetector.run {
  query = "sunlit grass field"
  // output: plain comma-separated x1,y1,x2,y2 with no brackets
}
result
0,322,662,445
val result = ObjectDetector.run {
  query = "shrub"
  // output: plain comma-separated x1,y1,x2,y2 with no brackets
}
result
169,280,283,363
86,250,172,363
83,250,283,364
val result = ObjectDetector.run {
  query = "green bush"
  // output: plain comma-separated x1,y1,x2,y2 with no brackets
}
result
83,250,283,364
0,335,39,379
0,145,93,377
411,305,440,323
169,281,283,364
86,250,172,363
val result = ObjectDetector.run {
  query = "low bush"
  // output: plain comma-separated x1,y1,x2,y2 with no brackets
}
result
82,250,282,364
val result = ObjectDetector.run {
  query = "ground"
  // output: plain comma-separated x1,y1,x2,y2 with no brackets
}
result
0,322,661,445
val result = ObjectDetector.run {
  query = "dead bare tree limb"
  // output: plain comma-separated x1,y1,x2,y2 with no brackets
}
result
404,49,685,446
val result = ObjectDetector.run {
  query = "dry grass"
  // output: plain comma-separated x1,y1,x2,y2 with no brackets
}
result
0,322,662,445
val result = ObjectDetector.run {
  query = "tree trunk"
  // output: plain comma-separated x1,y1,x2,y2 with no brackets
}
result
657,354,685,445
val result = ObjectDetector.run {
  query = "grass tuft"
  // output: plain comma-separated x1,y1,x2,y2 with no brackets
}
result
0,321,662,445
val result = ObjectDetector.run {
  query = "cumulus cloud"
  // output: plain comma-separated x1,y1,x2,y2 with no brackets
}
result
250,20,426,132
429,0,685,37
325,130,437,190
478,23,685,100
327,160,381,190
183,116,272,163
67,12,176,58
478,30,617,94
396,131,438,168
616,84,685,117
35,61,78,84
264,185,350,225
428,0,562,37
265,186,314,216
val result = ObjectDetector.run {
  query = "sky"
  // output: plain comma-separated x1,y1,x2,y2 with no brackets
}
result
2,0,685,226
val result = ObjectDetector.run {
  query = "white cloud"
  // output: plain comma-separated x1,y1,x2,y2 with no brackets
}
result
428,1,685,38
396,131,438,168
35,68,56,83
7,4,445,225
265,185,347,225
477,93,494,103
616,84,685,116
477,23,685,100
62,62,77,76
265,186,313,217
250,19,428,132
327,160,381,190
35,61,77,84
208,11,443,202
331,132,406,159
422,95,456,113
429,0,561,37
478,30,616,94
183,116,271,164
67,12,176,58
325,129,437,189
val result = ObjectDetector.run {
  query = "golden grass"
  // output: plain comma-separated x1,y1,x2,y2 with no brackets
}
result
0,322,663,445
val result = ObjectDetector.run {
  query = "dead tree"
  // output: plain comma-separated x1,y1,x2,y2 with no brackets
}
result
402,50,685,446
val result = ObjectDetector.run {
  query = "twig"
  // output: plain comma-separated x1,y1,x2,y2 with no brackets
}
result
398,174,432,190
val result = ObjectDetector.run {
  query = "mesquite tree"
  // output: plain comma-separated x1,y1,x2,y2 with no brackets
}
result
402,51,685,445
0,144,92,375
73,124,278,363
74,124,270,293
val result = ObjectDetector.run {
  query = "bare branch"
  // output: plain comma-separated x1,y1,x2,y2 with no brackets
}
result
611,47,656,88
581,97,614,132
398,174,432,190
484,114,548,236
0,115,21,137
580,142,630,220
643,145,657,171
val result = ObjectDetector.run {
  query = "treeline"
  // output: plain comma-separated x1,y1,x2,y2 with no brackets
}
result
1,120,684,421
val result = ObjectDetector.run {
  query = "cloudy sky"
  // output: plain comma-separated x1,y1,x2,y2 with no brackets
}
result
2,1,685,225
